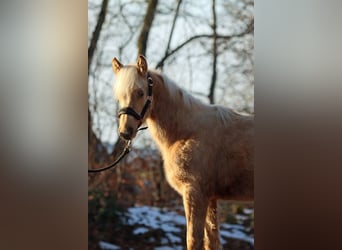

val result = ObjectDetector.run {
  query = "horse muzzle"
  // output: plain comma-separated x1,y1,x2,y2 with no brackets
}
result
118,107,142,140
119,124,137,140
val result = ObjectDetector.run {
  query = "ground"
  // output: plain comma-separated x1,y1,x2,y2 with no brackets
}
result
88,150,254,250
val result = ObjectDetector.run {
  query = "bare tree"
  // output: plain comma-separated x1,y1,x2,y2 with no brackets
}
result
159,0,183,70
88,0,109,72
88,0,109,167
137,0,159,56
88,0,254,153
155,20,253,69
208,0,218,104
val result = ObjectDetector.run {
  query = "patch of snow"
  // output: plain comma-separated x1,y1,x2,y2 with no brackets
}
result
98,241,121,250
125,206,186,233
133,227,149,234
161,223,181,233
154,246,183,250
122,205,253,247
165,232,182,243
235,214,249,221
220,223,254,245
243,208,254,214
221,223,246,231
220,237,227,244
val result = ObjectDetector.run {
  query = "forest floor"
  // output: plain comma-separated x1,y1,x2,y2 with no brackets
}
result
89,150,254,250
89,201,254,250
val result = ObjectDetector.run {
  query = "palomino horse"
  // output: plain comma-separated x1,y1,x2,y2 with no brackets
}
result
112,55,254,250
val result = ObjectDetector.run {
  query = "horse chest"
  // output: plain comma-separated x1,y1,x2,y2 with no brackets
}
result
162,161,184,193
160,141,198,192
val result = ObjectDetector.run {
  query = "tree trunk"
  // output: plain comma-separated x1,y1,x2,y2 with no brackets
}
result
137,0,159,56
208,0,218,104
88,0,109,167
88,0,109,72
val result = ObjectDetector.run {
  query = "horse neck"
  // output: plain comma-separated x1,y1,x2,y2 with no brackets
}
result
146,72,193,147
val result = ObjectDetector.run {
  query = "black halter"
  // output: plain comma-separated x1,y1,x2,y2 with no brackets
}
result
117,72,153,124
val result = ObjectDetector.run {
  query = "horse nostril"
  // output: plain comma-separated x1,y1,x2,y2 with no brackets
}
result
127,126,133,135
119,126,134,140
120,132,130,140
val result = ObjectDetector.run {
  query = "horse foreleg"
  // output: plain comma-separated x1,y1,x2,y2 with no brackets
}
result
183,187,208,250
204,199,221,250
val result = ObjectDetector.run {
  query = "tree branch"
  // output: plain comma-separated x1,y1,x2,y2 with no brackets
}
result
160,0,182,70
155,17,254,69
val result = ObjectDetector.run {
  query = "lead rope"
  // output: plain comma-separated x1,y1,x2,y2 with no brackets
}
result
88,140,131,173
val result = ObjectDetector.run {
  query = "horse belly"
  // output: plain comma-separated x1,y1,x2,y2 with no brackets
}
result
214,156,254,200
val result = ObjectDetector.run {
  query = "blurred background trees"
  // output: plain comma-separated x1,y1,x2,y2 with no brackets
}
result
88,0,254,249
88,0,253,158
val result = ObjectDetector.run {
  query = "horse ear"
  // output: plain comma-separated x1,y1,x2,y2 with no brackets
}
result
112,57,123,74
136,55,148,75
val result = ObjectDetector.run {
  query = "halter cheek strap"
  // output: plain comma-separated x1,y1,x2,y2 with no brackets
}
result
117,72,153,124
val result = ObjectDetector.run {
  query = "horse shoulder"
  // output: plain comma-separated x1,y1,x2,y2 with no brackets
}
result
161,138,202,191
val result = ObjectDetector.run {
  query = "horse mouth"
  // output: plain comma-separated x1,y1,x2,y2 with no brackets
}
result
119,125,136,141
120,132,133,141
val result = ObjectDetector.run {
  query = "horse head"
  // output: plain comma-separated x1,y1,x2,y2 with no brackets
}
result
112,55,152,140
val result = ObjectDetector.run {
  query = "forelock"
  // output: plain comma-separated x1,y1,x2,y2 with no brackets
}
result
113,66,143,99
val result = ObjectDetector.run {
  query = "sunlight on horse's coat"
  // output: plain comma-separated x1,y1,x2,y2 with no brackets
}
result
113,55,254,250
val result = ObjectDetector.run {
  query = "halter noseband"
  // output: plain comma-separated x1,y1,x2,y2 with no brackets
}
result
117,72,153,124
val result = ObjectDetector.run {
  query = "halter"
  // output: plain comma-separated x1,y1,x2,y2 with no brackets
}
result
117,72,153,126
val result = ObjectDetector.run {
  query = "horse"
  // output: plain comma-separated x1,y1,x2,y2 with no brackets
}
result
112,55,254,250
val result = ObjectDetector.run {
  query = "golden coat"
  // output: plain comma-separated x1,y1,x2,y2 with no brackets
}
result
113,56,254,250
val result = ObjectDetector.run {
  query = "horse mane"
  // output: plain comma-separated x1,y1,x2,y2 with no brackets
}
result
153,70,237,125
157,72,203,109
113,66,242,126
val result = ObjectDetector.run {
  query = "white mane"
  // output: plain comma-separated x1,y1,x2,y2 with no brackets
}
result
113,66,235,125
157,71,233,125
158,72,204,110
